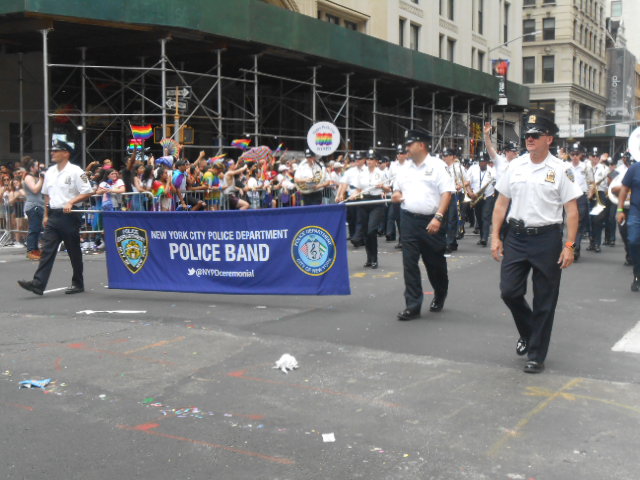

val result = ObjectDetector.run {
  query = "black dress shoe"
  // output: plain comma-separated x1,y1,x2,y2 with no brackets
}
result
586,244,594,251
18,280,43,296
445,247,452,254
450,244,458,251
473,228,480,234
476,240,487,246
523,361,544,374
624,258,633,266
429,294,447,312
370,262,378,269
594,245,601,253
65,285,85,294
394,243,402,249
516,337,528,356
363,261,372,268
385,235,396,242
632,277,640,292
397,309,420,321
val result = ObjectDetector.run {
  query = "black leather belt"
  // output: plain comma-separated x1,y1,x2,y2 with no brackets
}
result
362,194,383,200
402,210,434,220
508,219,560,235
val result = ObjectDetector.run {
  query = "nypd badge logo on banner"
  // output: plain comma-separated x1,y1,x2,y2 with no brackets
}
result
291,226,336,276
115,227,148,274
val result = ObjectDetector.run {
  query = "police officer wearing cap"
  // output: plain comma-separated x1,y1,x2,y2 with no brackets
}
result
337,150,366,245
465,151,495,246
566,143,589,261
355,148,390,268
18,139,94,296
484,122,520,182
294,149,329,206
441,147,464,252
393,130,455,321
386,143,411,248
491,109,582,373
617,151,640,291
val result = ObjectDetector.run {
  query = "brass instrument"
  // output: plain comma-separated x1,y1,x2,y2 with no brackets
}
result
470,171,494,208
608,182,631,209
294,159,327,194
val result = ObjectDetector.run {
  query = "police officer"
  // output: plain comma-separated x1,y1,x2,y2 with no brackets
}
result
617,151,640,291
393,130,455,321
337,151,366,246
566,143,589,261
466,151,495,246
491,110,582,373
484,122,519,182
18,139,94,295
294,149,329,206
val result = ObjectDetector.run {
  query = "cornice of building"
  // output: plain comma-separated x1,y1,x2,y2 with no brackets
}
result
399,0,424,18
439,17,458,35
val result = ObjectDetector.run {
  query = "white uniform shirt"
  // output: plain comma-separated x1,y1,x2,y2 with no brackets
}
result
395,154,455,215
42,162,93,209
355,167,386,196
492,153,509,183
566,161,589,194
340,165,364,196
294,159,327,193
448,160,468,192
496,153,582,227
467,164,496,197
593,163,609,192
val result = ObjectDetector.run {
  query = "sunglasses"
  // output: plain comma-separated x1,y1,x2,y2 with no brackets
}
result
524,132,546,140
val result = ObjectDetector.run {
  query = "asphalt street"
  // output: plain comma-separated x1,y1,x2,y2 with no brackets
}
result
1,231,639,479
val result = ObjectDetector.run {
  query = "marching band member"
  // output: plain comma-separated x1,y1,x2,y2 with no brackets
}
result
294,149,329,206
588,148,609,252
337,151,366,245
566,143,589,261
617,151,640,292
440,147,466,253
355,149,390,268
484,122,519,182
386,144,411,248
393,130,454,321
491,110,581,374
465,151,495,246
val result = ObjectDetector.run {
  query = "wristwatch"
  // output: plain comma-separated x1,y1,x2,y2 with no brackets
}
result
564,241,576,251
434,212,444,222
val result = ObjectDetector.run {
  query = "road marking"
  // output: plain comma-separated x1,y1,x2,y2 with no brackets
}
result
487,378,583,457
612,321,640,353
117,423,294,465
124,336,186,354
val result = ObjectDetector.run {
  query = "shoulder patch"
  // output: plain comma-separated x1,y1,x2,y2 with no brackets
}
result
565,169,575,182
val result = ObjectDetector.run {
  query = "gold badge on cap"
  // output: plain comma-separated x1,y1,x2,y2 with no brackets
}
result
545,169,556,183
528,115,537,123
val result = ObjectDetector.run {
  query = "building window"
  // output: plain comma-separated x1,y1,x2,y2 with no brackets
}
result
542,55,554,83
472,47,477,69
503,2,509,42
530,100,555,119
611,1,621,17
448,0,454,20
410,23,420,51
477,50,485,72
344,20,357,31
523,19,536,41
325,13,340,25
439,0,444,16
523,57,535,83
542,0,555,4
9,123,33,154
399,18,406,46
477,0,484,35
543,17,555,40
439,34,444,58
447,38,456,62
411,0,419,3
579,104,593,130
524,0,535,6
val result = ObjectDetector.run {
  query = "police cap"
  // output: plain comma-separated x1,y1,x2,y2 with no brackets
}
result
404,129,430,146
441,147,455,157
304,148,316,159
505,141,519,152
524,109,558,136
51,138,74,153
366,148,380,160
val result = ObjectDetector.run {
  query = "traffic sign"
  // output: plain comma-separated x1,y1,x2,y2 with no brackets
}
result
165,98,187,111
165,86,192,99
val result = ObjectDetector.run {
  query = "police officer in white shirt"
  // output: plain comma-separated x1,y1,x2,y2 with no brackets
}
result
587,148,609,252
392,130,455,321
491,110,582,373
337,151,366,246
465,151,496,246
484,122,520,183
386,144,411,248
18,139,94,296
294,149,329,206
355,149,390,268
565,143,589,261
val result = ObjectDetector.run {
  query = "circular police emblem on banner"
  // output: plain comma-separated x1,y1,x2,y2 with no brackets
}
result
115,227,148,274
291,226,337,276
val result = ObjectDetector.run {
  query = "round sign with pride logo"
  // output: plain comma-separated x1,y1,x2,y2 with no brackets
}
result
307,121,341,156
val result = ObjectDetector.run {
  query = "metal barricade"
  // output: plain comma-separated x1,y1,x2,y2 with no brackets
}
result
0,197,27,247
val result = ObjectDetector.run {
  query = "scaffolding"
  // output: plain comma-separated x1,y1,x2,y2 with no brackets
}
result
15,30,511,168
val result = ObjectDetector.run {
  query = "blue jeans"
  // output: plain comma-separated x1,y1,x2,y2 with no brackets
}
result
627,213,640,277
26,205,44,252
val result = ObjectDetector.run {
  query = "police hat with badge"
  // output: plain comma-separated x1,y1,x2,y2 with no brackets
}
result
440,147,455,157
569,142,585,155
304,148,317,159
51,138,74,154
476,150,490,163
396,143,406,155
404,129,431,148
504,141,520,152
366,148,381,161
524,109,559,137
353,150,366,161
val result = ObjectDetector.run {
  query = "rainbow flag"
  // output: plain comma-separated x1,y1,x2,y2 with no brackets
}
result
315,133,332,146
231,138,251,150
129,138,144,150
131,124,153,140
208,154,226,164
274,143,284,155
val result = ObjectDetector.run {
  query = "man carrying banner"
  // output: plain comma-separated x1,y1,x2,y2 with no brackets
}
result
393,130,454,321
18,139,94,296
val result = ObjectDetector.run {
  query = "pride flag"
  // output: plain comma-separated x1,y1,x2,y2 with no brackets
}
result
128,138,144,150
208,154,226,164
315,133,333,146
231,138,251,150
131,125,153,140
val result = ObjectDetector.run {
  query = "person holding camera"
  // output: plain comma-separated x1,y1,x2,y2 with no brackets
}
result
22,159,46,260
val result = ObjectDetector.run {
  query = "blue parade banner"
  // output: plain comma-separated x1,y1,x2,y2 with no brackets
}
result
102,205,350,295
